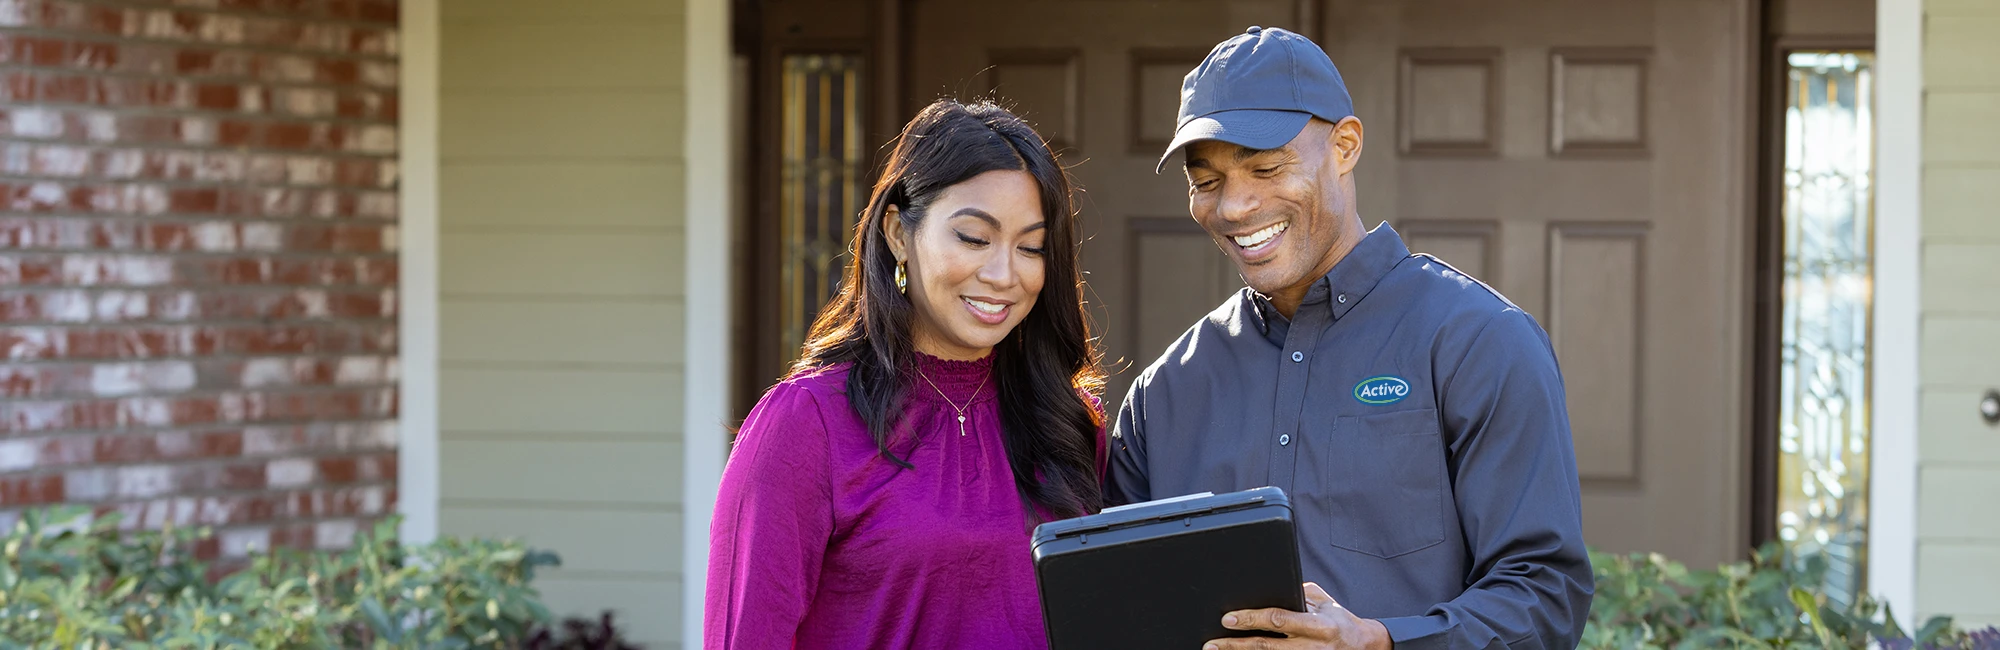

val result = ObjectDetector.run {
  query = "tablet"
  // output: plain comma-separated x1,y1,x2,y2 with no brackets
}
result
1031,486,1305,649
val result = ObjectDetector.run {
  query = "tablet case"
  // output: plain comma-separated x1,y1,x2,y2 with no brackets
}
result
1031,486,1304,649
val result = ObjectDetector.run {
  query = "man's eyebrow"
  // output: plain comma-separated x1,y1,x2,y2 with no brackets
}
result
1187,145,1286,171
1234,146,1273,162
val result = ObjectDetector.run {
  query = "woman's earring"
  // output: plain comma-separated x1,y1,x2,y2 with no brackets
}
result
895,262,908,294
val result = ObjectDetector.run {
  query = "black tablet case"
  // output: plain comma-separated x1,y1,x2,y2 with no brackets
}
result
1031,486,1304,649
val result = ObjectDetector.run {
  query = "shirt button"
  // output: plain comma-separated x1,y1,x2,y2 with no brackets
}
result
1291,351,1304,363
1279,434,1291,446
1337,293,1348,304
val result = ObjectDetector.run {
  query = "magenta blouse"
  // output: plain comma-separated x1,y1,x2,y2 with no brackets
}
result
704,354,1104,649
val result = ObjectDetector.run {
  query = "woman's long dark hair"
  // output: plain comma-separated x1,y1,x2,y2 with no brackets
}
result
792,99,1105,518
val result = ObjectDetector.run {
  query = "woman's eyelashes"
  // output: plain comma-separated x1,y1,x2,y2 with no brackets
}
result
955,230,1043,256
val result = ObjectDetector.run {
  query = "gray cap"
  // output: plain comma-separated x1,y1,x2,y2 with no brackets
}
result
1158,26,1355,173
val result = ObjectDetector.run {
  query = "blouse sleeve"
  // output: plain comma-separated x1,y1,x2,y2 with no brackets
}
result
703,382,835,649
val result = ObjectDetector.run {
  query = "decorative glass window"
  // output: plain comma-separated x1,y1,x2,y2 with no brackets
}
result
1776,51,1874,607
778,54,867,363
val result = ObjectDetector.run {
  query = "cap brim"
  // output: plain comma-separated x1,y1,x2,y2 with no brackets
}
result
1155,109,1314,173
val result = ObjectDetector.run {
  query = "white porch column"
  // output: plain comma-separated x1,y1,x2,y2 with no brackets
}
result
683,0,735,645
397,0,442,546
1869,0,1922,622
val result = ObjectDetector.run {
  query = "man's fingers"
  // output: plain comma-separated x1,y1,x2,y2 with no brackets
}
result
1303,582,1339,609
1222,607,1328,635
1222,607,1286,632
1203,636,1296,650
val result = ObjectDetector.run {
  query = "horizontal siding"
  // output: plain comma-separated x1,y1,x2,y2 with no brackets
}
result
1923,169,2000,244
1919,317,2000,388
442,439,684,504
441,302,686,366
441,91,688,160
444,23,689,90
438,0,689,641
1923,93,2000,165
1921,245,2000,316
442,233,688,297
442,163,688,229
1925,16,2000,89
1920,389,2000,466
440,506,683,575
1926,0,2000,16
1918,468,2000,541
443,0,684,22
1918,3,2000,625
1918,544,2000,618
440,368,682,434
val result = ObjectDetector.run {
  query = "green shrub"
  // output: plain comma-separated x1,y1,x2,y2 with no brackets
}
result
0,506,562,649
1584,542,1997,649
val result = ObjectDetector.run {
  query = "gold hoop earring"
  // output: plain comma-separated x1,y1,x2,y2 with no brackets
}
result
895,262,908,294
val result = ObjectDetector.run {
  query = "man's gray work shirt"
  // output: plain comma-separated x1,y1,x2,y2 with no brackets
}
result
1106,224,1594,649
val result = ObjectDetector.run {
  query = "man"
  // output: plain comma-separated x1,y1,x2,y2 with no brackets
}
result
1106,26,1594,650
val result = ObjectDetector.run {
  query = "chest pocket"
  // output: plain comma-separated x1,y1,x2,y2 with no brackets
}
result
1327,408,1448,558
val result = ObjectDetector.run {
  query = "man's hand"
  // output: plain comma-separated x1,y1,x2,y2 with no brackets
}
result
1202,582,1392,650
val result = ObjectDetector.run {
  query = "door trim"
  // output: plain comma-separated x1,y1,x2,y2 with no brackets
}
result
1751,30,1877,556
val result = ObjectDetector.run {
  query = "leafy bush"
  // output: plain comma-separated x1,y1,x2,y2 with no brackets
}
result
0,506,638,649
1585,542,2000,649
524,612,644,650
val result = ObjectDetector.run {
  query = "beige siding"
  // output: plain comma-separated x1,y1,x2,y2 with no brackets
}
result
438,0,689,646
1917,1,2000,625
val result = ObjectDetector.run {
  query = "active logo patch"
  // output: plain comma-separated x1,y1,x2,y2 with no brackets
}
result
1354,376,1411,405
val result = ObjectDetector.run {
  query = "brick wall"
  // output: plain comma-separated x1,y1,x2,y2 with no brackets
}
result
0,0,399,560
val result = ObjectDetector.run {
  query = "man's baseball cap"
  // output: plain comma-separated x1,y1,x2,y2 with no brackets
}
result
1158,26,1354,173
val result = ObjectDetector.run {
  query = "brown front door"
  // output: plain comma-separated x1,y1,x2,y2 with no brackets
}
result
905,0,1754,569
1331,0,1755,570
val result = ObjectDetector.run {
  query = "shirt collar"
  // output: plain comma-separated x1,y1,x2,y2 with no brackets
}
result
1247,222,1412,339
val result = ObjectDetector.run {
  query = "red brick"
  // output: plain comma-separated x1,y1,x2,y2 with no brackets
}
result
266,522,314,548
356,0,394,24
202,462,266,491
70,41,116,69
89,430,245,464
175,49,217,75
0,366,49,397
10,36,70,66
193,535,221,561
317,59,357,85
316,456,357,483
0,0,399,552
192,83,238,110
0,474,65,506
360,452,393,481
10,395,182,433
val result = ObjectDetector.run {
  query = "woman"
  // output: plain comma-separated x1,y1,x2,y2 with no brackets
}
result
704,99,1106,649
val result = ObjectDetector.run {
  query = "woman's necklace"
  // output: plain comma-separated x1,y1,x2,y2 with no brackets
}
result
917,368,988,437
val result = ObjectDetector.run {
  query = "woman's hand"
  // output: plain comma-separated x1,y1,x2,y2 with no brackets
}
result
1202,582,1391,650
